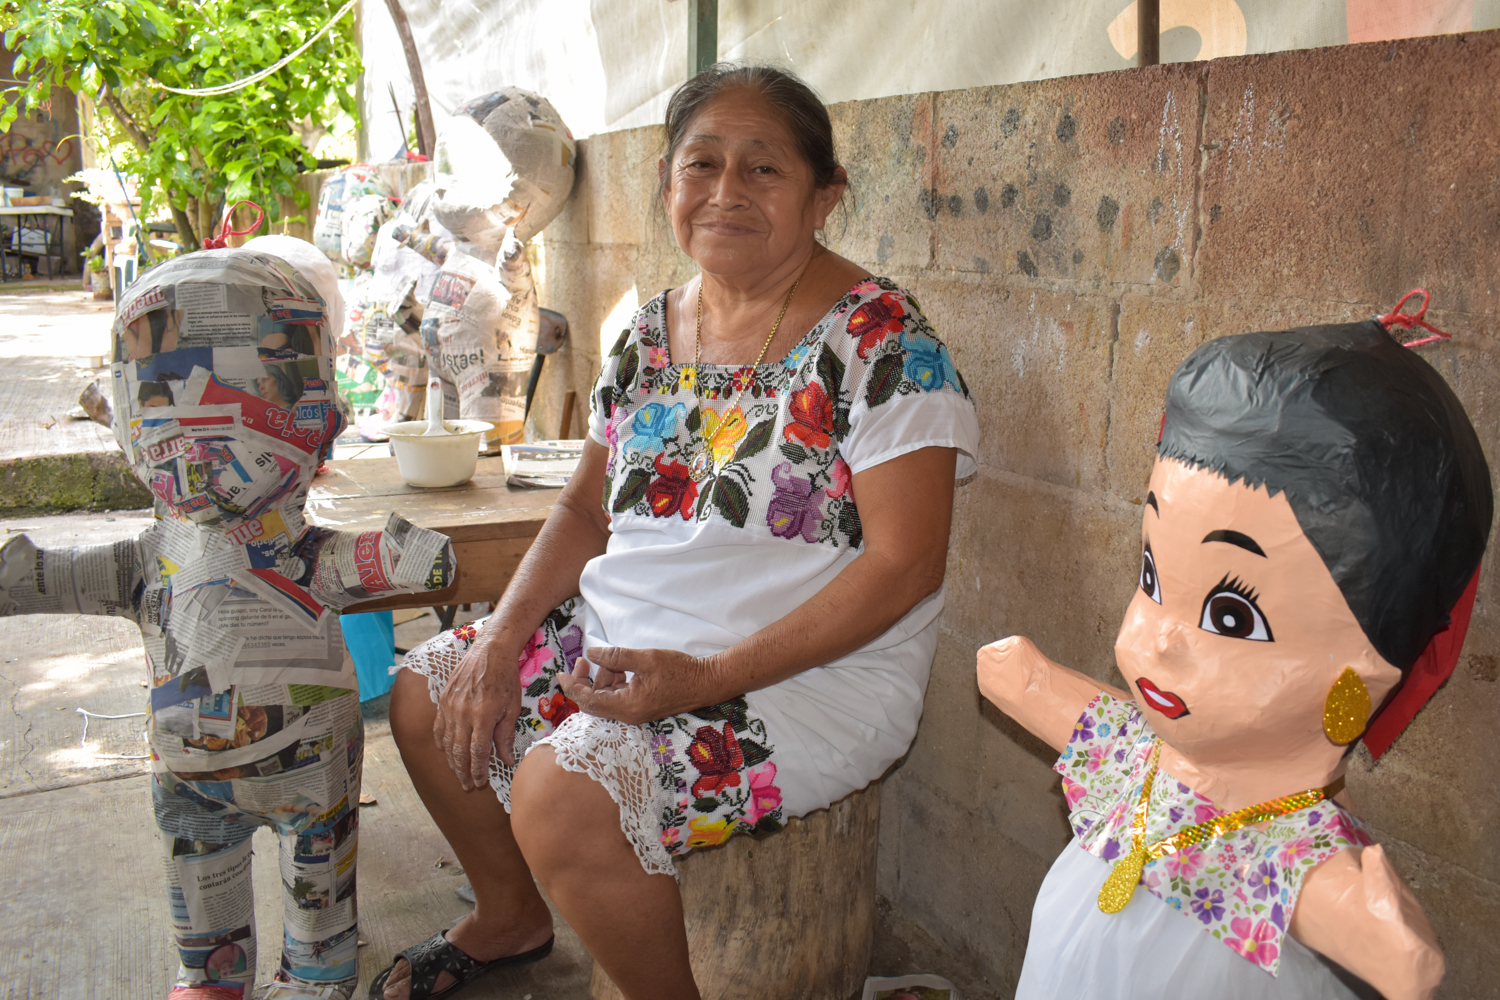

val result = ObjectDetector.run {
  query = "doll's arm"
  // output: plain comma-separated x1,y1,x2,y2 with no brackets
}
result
305,513,456,611
1291,845,1444,1000
0,534,141,620
976,636,1130,751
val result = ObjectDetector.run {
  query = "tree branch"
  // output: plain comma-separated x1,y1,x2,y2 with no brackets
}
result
99,87,200,249
383,0,435,157
98,88,150,153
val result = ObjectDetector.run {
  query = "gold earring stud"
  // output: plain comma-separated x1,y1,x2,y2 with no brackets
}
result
1323,667,1371,744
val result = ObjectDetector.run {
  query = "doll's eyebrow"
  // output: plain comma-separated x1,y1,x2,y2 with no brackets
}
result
1145,491,1159,515
1202,529,1266,556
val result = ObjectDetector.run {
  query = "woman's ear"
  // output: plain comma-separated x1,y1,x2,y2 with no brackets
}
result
658,156,671,198
812,166,849,228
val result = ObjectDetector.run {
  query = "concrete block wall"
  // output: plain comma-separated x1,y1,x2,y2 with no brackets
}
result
530,32,1500,999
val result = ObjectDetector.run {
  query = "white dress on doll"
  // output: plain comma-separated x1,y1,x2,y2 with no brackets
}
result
1016,693,1378,1000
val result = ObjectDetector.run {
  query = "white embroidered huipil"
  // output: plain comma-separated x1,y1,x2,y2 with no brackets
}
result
406,277,979,873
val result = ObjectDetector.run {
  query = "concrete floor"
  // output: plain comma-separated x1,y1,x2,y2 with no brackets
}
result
0,290,119,464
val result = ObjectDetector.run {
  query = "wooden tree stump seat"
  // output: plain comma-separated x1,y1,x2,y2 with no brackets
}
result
590,782,881,1000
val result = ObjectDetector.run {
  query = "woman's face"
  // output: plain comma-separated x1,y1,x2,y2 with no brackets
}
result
660,87,845,280
256,375,287,408
1114,457,1402,771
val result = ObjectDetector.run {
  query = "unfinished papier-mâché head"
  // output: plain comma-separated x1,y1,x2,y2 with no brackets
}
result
111,248,347,535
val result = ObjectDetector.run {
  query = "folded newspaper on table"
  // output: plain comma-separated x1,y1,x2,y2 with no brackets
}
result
501,439,583,488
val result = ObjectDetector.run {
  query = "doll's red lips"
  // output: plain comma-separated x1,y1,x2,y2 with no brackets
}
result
1137,677,1190,719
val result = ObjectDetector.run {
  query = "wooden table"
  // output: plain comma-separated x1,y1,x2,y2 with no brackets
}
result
0,205,73,282
307,454,560,614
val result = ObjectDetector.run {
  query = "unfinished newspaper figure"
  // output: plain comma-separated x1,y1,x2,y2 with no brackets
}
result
0,247,456,1000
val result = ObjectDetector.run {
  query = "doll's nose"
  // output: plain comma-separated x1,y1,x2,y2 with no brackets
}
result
1155,620,1191,659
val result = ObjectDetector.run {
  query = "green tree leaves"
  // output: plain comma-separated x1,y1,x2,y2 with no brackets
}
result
2,0,361,248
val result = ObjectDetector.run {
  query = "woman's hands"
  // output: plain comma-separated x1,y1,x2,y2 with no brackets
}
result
427,440,615,790
433,627,527,790
556,646,724,725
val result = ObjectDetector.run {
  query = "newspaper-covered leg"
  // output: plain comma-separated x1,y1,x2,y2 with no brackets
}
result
153,689,363,997
273,705,362,990
160,833,259,999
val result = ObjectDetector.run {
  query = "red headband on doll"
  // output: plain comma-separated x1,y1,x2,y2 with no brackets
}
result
1363,566,1480,759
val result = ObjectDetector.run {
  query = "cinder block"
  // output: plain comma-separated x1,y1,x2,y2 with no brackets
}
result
910,279,1113,491
828,93,938,274
941,470,1139,678
930,64,1203,289
890,779,1049,997
1197,33,1500,314
582,125,666,246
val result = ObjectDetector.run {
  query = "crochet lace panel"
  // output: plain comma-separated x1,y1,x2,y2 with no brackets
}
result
537,715,676,877
401,630,676,877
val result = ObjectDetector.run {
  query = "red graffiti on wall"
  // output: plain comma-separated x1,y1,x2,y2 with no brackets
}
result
0,134,76,173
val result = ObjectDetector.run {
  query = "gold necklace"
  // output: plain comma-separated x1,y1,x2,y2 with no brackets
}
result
684,274,802,482
1097,739,1347,913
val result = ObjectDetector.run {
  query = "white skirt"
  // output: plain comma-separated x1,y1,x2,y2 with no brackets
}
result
1016,843,1375,1000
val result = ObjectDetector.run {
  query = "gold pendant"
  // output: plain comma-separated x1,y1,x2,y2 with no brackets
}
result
1097,845,1149,913
688,450,712,482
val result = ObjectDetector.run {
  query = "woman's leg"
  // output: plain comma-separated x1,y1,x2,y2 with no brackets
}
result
381,667,555,999
511,746,700,1000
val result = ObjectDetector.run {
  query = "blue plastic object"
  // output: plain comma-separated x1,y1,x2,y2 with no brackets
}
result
342,610,397,701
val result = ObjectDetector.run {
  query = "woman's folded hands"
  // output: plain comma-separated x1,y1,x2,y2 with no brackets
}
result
557,645,726,725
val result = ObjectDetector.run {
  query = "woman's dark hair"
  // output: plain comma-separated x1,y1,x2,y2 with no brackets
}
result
661,63,848,223
1159,320,1492,673
138,381,173,406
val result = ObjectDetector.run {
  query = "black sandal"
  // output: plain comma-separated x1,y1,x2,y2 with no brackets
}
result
367,930,555,1000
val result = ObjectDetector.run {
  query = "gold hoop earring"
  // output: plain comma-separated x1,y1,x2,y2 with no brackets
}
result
1323,667,1372,744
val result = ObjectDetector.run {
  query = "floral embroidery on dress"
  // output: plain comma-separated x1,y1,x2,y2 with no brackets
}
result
650,694,785,852
403,598,785,862
1056,693,1373,975
593,278,971,547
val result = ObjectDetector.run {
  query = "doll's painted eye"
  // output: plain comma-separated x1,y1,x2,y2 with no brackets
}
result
1140,542,1162,603
1199,575,1273,641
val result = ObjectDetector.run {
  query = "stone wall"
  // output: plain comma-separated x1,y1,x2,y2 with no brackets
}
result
529,31,1500,999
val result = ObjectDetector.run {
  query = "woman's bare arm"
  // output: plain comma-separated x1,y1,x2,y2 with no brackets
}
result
560,446,962,722
975,637,1129,752
433,439,613,787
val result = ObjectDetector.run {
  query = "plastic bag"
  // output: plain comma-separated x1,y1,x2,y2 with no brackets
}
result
241,234,345,345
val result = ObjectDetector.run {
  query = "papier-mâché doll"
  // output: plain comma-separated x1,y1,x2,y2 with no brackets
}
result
0,247,456,1000
978,317,1490,1000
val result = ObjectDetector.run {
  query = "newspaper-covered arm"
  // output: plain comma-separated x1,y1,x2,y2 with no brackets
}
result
305,512,455,611
0,533,142,620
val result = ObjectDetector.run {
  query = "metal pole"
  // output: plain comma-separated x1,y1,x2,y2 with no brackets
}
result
1137,0,1160,67
688,0,718,78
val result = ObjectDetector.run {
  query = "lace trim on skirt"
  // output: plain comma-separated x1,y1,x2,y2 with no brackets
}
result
402,627,674,876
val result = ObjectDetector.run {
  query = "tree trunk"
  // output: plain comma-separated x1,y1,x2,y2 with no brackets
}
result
99,88,201,249
382,0,436,157
590,783,880,1000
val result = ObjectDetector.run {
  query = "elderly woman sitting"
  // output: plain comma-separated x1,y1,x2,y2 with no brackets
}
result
375,63,980,1000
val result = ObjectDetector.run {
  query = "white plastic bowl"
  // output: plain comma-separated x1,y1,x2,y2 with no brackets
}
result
385,419,494,487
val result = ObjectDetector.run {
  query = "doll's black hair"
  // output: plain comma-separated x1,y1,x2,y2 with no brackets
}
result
1159,319,1492,672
